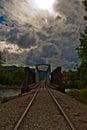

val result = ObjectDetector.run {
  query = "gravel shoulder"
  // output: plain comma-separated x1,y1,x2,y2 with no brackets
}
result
51,89,87,130
0,89,36,130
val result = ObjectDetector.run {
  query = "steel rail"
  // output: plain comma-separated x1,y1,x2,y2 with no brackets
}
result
13,86,40,130
28,82,41,90
46,86,76,130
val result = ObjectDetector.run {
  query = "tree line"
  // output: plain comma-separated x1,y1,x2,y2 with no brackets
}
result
75,0,87,88
0,53,24,85
0,66,24,85
63,0,87,89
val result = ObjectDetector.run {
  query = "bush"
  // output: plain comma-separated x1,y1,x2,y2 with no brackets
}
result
67,88,87,104
0,66,24,85
69,80,85,89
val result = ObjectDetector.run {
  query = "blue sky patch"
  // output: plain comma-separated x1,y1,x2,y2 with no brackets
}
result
0,16,5,23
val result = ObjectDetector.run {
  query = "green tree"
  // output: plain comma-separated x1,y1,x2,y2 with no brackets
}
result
78,0,87,62
12,68,24,85
77,0,87,86
0,52,2,66
78,28,87,62
83,0,87,20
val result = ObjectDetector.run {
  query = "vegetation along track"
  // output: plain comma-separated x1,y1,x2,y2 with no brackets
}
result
13,82,76,130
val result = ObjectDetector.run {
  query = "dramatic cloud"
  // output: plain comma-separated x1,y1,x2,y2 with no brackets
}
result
0,0,86,70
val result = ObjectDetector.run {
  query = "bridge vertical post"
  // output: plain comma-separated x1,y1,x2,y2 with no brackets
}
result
46,65,51,83
36,71,39,82
57,67,63,87
21,67,29,93
36,65,40,82
21,67,36,93
51,67,65,92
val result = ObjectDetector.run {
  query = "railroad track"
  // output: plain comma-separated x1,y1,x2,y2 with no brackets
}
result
46,86,76,130
13,84,40,130
13,82,76,130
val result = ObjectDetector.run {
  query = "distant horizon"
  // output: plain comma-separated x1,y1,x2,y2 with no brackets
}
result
2,63,77,72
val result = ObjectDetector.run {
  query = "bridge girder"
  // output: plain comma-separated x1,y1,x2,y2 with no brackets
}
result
36,64,51,83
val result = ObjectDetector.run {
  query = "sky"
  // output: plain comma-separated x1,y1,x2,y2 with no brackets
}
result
0,0,86,70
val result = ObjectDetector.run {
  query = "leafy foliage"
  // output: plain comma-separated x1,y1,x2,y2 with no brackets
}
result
83,0,87,20
78,28,87,62
0,52,2,66
0,51,24,85
63,71,86,89
0,66,24,85
67,88,87,104
75,0,87,87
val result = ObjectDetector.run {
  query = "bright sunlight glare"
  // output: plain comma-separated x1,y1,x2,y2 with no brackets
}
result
35,0,55,14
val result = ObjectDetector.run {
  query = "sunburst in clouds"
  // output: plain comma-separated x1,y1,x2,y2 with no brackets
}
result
2,0,61,28
34,0,56,14
0,0,85,69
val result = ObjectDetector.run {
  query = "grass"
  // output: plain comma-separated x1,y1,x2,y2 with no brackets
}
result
66,88,87,105
0,85,21,89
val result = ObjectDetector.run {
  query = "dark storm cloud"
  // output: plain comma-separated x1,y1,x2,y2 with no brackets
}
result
25,43,59,66
41,44,58,58
2,49,26,65
0,0,86,70
6,27,37,48
25,50,45,66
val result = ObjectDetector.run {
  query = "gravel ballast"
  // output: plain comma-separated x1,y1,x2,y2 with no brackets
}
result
0,88,87,130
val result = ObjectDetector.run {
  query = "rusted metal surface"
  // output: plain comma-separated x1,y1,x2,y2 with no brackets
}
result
51,67,65,92
21,66,65,93
21,67,36,93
